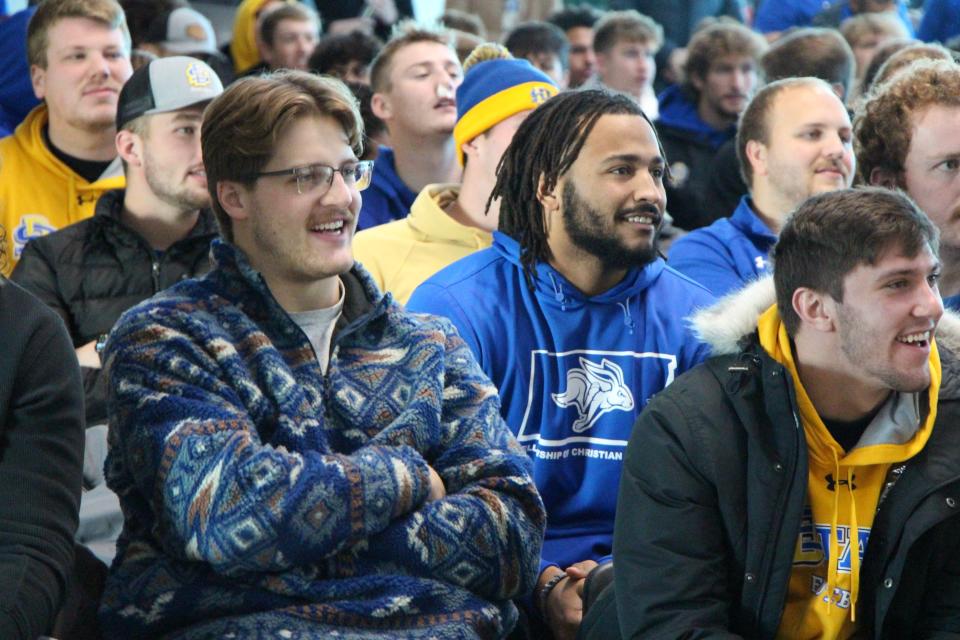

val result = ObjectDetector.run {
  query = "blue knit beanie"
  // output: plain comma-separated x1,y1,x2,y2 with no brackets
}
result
454,44,558,166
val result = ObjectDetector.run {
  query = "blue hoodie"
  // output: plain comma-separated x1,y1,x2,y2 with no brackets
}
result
754,0,913,35
407,232,714,572
357,146,417,231
668,196,776,297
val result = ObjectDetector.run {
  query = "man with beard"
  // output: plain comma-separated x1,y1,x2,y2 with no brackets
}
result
655,20,765,230
0,0,133,274
669,77,855,297
596,187,960,639
12,56,222,564
408,89,714,640
96,70,544,639
13,55,222,428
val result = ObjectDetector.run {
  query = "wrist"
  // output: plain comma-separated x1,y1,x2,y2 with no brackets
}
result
536,570,567,615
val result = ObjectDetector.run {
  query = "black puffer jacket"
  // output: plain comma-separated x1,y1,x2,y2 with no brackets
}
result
11,189,217,423
613,279,960,639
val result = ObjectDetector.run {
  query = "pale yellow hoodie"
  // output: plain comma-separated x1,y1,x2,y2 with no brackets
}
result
757,304,940,640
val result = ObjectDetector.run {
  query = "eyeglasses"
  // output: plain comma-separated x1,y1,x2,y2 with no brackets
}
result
254,160,374,195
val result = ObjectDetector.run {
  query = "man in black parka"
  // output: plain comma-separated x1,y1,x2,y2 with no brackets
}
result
12,56,223,426
587,187,960,638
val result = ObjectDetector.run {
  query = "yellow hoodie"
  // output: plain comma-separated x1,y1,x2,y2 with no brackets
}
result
0,105,125,275
756,305,940,640
352,184,492,305
230,0,291,74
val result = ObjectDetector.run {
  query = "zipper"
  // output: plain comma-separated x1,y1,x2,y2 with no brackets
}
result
753,371,802,634
151,259,160,292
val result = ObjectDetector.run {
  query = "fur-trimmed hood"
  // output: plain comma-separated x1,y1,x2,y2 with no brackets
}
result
691,275,960,359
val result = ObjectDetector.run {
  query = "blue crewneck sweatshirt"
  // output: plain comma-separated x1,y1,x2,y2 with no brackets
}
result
656,84,734,151
668,196,777,297
357,146,418,231
408,231,714,572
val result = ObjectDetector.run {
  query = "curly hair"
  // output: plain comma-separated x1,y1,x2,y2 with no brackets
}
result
853,59,960,185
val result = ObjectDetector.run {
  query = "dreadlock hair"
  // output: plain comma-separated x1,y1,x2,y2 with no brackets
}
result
494,89,664,289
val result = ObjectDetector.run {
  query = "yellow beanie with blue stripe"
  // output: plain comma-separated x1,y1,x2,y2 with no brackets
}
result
454,43,559,166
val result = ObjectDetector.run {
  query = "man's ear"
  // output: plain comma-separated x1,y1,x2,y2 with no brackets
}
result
595,51,609,78
115,129,142,167
690,72,705,92
217,181,251,222
370,91,392,120
792,287,837,333
536,174,560,214
30,64,46,100
745,139,768,178
869,166,899,189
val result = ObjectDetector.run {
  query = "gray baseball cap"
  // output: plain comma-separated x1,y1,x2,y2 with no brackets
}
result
157,7,218,56
116,56,224,129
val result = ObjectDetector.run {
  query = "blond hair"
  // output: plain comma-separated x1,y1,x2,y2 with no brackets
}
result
27,0,130,68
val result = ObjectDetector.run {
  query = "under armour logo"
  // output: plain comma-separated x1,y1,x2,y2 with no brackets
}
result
552,357,635,433
754,255,767,270
825,473,857,491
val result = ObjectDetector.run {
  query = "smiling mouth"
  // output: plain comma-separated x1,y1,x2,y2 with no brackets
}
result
310,220,346,234
897,330,932,347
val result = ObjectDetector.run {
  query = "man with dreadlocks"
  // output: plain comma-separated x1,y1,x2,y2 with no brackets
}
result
408,89,714,639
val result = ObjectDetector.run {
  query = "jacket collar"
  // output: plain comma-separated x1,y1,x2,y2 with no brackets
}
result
208,238,387,334
691,275,960,400
729,196,778,245
91,188,219,246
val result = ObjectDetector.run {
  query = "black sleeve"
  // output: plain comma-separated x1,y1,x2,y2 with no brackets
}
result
9,240,77,344
613,391,743,639
0,294,84,639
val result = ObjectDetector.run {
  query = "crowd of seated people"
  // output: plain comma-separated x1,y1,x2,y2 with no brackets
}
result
2,0,960,638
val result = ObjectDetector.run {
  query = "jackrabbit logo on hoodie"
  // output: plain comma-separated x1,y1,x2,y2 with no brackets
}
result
517,349,677,454
552,357,635,432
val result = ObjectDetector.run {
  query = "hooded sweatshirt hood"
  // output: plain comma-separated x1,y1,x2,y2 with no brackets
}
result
493,231,667,317
0,104,124,273
656,84,734,150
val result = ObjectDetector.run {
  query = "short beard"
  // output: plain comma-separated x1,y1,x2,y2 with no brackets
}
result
561,181,660,269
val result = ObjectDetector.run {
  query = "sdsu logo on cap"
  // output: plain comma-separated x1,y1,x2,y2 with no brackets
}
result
186,61,213,88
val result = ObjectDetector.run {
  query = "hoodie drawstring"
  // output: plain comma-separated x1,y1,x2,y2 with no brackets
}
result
849,465,860,622
827,450,841,613
617,297,636,334
548,272,567,310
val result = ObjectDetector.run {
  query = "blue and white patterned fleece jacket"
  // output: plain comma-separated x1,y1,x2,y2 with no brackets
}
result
98,239,546,639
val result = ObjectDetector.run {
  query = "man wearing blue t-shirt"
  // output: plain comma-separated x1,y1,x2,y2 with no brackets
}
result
669,77,854,297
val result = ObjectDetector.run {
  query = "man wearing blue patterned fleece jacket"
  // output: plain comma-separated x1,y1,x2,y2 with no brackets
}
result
408,89,713,640
668,77,855,297
98,70,545,639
